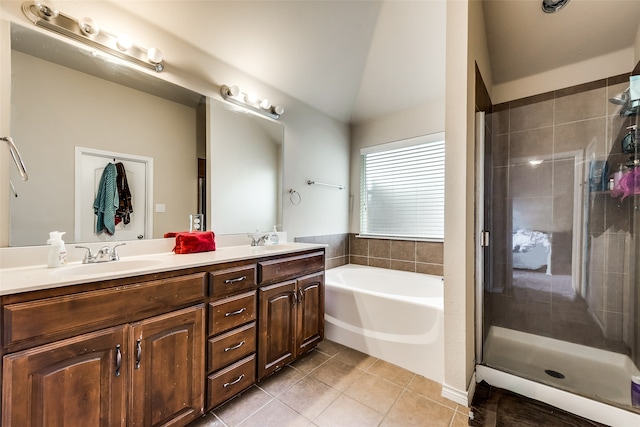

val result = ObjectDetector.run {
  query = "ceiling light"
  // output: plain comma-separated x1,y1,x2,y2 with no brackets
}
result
116,34,132,51
541,0,570,14
529,159,543,166
34,1,58,20
220,84,284,120
78,17,99,37
260,99,271,110
147,47,163,64
22,2,165,73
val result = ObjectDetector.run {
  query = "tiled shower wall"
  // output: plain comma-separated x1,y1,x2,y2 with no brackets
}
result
294,233,444,275
487,73,637,354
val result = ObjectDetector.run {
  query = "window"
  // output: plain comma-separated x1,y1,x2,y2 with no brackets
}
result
360,133,445,241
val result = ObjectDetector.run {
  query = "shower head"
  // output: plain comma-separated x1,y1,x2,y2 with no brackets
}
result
609,88,629,105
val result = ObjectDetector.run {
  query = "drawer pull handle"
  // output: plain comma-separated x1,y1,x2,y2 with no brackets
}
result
225,307,247,317
223,373,245,388
224,275,247,284
135,339,142,369
115,344,122,377
224,340,246,352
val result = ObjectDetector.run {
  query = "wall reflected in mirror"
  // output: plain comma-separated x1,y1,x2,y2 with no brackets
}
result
207,100,283,235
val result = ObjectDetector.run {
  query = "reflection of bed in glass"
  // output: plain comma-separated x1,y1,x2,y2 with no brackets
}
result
512,229,551,274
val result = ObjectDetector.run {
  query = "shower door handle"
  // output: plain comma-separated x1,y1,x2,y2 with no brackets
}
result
480,230,490,247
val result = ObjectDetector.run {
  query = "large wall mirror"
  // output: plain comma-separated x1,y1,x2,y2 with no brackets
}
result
6,23,283,247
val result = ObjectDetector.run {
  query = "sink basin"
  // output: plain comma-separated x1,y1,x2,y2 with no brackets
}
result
53,259,163,276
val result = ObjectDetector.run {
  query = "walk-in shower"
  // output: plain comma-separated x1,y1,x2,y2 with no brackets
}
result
477,74,640,424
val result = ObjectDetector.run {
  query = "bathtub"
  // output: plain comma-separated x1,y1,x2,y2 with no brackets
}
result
324,264,444,383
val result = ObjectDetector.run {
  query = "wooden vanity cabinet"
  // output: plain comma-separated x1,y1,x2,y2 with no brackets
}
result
206,263,258,410
1,272,206,427
257,252,325,380
0,246,326,423
2,326,128,426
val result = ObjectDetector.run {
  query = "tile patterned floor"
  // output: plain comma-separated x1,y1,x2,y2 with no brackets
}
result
189,340,469,427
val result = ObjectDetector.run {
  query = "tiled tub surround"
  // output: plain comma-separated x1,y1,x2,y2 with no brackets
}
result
295,233,444,275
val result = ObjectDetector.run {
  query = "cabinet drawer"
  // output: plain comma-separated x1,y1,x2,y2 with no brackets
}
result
209,291,256,335
3,273,206,348
210,264,257,299
258,251,324,284
207,354,256,410
208,322,256,373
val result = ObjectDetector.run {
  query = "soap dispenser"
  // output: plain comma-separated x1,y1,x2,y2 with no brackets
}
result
47,231,68,268
270,225,279,245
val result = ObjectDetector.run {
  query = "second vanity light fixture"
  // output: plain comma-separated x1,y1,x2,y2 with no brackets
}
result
22,1,165,72
220,85,284,120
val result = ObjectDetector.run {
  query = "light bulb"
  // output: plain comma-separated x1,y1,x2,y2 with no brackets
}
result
79,17,99,36
228,85,240,97
272,105,285,115
116,34,132,51
260,99,271,109
147,47,163,64
35,1,58,20
245,93,258,104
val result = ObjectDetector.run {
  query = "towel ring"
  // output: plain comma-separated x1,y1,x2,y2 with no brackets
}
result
289,189,301,205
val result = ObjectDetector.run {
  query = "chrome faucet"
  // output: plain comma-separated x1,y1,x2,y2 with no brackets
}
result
76,243,126,263
248,233,269,246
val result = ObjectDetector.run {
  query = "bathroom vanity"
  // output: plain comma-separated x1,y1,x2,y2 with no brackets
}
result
0,244,325,426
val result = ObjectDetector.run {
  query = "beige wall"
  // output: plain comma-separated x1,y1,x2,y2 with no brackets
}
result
442,0,493,399
0,1,350,244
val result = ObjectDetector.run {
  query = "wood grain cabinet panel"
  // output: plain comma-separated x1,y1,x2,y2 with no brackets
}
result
209,264,256,299
296,273,325,354
258,252,324,284
2,326,127,427
208,291,256,335
207,355,256,410
257,270,324,381
129,305,205,427
207,322,256,373
3,273,206,349
257,280,297,379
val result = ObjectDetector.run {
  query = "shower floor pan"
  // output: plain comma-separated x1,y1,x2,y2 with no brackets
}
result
483,326,639,408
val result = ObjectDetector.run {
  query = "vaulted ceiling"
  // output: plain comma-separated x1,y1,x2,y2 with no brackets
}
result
111,0,640,124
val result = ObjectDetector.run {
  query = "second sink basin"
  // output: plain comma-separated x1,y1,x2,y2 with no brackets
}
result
53,259,163,277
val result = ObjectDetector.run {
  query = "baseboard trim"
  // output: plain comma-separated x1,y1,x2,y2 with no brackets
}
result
476,365,640,427
441,372,476,407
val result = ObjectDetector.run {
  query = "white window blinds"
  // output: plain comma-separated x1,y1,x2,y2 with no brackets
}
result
360,135,445,241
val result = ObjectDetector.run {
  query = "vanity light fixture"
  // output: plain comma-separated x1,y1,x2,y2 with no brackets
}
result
541,0,570,13
220,84,284,120
22,1,165,72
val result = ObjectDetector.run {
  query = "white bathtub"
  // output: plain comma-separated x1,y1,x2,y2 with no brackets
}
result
324,264,444,382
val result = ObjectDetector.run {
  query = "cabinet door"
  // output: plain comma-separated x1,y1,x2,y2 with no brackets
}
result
257,280,297,380
129,305,205,427
296,272,325,355
2,326,127,427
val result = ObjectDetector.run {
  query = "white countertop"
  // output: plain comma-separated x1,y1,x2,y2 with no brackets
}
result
0,242,326,296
